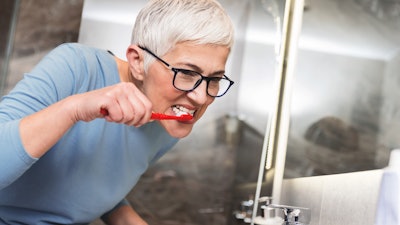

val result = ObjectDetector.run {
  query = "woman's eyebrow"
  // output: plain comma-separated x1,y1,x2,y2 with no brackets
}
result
178,63,203,73
179,63,225,76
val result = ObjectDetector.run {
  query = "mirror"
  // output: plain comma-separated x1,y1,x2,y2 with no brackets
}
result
284,0,400,178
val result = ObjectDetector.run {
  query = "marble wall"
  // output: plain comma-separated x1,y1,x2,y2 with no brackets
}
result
3,0,84,95
11,0,83,57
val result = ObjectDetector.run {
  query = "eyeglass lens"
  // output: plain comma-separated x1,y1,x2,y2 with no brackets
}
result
172,69,232,97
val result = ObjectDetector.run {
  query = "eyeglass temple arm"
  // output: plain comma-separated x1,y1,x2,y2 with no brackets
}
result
138,46,172,69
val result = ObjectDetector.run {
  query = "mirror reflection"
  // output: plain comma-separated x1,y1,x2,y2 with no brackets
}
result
285,0,400,178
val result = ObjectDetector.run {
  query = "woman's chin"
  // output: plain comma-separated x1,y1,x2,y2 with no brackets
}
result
160,121,193,138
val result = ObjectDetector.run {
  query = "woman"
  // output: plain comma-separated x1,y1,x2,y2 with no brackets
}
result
0,0,234,224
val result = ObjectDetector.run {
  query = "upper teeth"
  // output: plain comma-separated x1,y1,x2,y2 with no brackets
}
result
173,105,195,116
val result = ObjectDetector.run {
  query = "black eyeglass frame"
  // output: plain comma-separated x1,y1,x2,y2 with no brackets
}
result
138,46,234,97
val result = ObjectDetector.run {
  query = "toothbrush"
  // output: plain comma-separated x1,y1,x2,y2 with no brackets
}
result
100,108,193,121
150,112,193,121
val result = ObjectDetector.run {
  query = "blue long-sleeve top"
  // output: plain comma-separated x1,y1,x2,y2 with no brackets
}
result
0,43,178,224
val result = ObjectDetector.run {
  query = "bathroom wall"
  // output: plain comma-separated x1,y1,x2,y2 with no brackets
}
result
378,52,400,165
280,170,383,225
236,0,285,134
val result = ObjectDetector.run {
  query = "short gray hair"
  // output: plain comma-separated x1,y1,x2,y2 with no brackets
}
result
132,0,234,70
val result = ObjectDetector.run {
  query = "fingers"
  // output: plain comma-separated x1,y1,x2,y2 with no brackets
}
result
100,82,152,127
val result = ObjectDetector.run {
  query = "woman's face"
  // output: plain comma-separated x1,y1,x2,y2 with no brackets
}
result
140,42,230,138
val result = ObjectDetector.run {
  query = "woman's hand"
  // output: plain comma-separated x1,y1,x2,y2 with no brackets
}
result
71,82,153,127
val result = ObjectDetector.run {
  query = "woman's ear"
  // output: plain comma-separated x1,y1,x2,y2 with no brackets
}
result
126,45,145,81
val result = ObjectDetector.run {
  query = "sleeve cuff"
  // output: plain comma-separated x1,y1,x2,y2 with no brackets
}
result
0,119,37,189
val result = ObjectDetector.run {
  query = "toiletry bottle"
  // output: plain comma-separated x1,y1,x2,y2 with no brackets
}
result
375,149,400,225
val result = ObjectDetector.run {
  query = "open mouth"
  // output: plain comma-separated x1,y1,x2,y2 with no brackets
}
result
172,105,195,117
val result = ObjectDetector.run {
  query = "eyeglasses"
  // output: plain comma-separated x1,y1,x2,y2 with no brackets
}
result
139,46,234,97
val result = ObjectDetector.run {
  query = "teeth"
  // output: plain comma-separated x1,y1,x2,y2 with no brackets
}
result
172,105,195,116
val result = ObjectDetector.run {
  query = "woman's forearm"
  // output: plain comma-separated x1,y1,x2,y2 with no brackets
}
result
19,96,77,158
18,81,153,159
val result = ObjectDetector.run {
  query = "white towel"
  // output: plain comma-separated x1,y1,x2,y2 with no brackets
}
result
375,149,400,225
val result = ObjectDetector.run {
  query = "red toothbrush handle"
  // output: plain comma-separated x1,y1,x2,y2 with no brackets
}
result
150,113,193,121
100,108,192,121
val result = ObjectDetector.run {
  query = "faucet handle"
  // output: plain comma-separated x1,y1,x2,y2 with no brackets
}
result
258,196,273,205
234,198,254,223
268,204,311,225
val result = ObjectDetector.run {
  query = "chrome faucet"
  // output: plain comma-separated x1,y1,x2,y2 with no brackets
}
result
234,198,254,223
234,196,310,225
267,204,310,225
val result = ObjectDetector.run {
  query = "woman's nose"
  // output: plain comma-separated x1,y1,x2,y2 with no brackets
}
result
186,80,209,104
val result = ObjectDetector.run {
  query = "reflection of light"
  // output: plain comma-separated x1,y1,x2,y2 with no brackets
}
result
299,34,394,60
247,29,279,46
82,1,143,25
289,85,317,116
84,11,136,25
85,11,135,25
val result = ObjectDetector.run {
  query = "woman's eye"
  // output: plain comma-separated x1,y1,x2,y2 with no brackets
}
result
180,69,199,77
